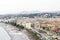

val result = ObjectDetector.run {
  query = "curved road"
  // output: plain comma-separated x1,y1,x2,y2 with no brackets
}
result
0,23,29,40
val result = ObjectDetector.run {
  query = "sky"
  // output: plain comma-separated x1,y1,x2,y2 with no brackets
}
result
0,0,60,15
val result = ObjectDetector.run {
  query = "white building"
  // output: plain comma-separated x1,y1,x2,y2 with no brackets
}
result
25,22,32,29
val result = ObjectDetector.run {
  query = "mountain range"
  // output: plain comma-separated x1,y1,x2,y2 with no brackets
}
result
0,12,60,19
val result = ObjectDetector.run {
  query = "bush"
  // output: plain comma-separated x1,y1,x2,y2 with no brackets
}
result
16,25,24,29
26,29,41,40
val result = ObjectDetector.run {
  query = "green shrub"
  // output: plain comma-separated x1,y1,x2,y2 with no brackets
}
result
26,29,41,40
17,25,24,29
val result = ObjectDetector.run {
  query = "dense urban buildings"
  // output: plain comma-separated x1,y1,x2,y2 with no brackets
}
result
0,13,60,40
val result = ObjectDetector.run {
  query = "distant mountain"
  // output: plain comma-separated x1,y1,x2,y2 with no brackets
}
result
0,12,60,19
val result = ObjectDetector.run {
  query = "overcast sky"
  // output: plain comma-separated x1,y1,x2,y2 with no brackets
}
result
0,0,60,15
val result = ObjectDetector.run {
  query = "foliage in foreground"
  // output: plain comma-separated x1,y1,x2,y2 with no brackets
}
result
26,29,41,40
